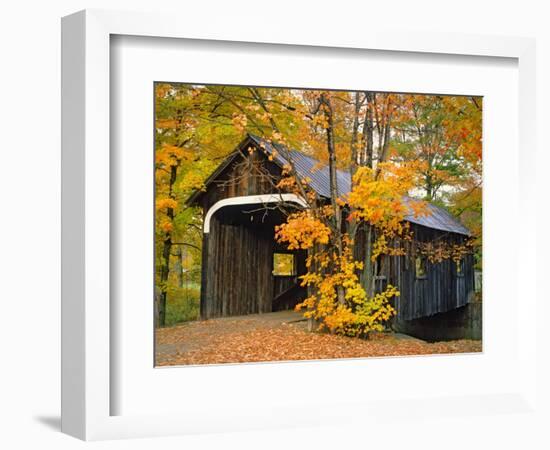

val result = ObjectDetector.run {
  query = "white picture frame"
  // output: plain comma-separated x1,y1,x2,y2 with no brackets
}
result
61,9,537,441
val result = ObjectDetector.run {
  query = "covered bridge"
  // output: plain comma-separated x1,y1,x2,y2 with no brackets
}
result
187,134,476,337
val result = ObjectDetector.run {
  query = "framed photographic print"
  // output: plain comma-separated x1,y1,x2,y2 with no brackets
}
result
153,84,482,368
61,9,537,441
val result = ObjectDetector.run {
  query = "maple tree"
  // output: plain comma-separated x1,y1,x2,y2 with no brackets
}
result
269,90,430,336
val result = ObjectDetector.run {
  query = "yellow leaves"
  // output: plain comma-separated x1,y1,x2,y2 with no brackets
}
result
349,166,407,231
311,114,329,130
417,239,474,264
258,111,273,122
179,171,205,193
297,276,398,337
276,175,298,192
323,305,356,333
320,205,334,219
156,198,178,211
272,131,283,142
348,163,431,258
281,163,292,175
266,147,279,162
299,272,322,287
293,240,398,338
275,212,331,250
277,207,401,337
231,113,248,133
245,103,261,112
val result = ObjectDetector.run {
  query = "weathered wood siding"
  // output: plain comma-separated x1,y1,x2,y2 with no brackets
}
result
200,148,282,212
199,147,306,319
200,212,274,318
394,224,475,320
353,223,475,320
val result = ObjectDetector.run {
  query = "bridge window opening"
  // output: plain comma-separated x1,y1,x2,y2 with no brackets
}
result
456,258,464,277
415,256,427,279
273,253,296,276
375,255,386,279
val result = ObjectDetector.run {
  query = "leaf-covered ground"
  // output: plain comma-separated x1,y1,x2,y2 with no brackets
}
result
155,311,482,366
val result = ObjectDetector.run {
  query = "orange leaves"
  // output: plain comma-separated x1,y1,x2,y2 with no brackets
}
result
155,144,193,167
156,118,178,129
156,198,178,211
275,211,331,250
155,314,482,366
409,199,429,219
440,96,482,171
155,83,171,99
156,198,177,234
159,220,174,233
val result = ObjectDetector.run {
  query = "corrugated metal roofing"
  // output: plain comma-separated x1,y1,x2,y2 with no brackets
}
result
249,134,470,236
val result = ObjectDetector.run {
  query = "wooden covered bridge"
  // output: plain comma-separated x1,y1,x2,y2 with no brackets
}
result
187,134,476,337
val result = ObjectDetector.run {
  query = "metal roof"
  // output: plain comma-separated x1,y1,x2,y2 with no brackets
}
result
248,134,470,236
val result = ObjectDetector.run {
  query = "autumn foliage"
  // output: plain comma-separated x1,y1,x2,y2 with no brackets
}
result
154,84,482,334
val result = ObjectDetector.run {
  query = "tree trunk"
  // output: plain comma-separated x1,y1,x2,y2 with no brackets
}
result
425,172,434,200
174,246,184,288
361,223,375,297
320,94,346,305
158,164,178,327
158,237,171,327
375,111,393,177
359,93,392,296
363,92,375,168
348,92,364,242
350,92,362,178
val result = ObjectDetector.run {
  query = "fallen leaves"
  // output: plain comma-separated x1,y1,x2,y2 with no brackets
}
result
155,314,481,366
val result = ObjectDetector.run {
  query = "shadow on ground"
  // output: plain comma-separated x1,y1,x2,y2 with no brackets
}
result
34,415,61,431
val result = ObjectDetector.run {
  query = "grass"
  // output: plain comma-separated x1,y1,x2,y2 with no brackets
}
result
164,285,200,326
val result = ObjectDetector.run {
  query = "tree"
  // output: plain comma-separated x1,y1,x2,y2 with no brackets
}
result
154,84,245,325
